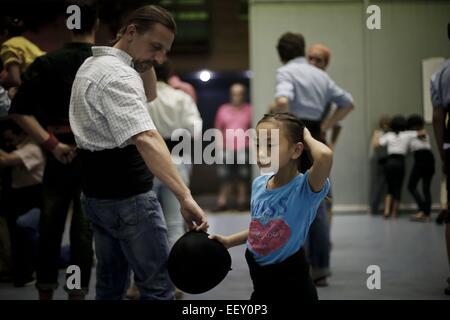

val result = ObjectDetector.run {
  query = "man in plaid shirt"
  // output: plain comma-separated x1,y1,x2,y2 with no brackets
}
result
69,5,208,300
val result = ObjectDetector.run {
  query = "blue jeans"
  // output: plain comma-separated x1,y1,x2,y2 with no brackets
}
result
305,202,330,278
152,163,190,247
81,191,174,300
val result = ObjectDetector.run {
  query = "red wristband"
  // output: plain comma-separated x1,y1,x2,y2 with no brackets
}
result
42,133,59,151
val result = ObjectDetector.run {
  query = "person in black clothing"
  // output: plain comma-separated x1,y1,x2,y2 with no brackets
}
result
407,115,435,222
8,0,99,300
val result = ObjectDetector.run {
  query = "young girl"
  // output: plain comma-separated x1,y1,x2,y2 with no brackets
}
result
373,115,425,218
209,112,332,300
406,115,435,222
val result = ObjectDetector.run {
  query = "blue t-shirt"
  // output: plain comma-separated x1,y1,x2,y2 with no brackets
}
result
247,171,330,266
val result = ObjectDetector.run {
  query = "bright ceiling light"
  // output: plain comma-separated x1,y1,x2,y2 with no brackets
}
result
199,70,211,82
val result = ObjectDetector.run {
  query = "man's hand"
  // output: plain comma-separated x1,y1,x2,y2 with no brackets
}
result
179,196,209,232
52,143,76,164
273,97,289,113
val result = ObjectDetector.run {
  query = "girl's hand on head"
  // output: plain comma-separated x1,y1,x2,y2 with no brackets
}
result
208,234,232,249
303,127,312,140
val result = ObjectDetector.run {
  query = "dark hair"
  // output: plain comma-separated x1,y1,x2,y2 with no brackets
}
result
65,0,99,35
154,60,173,83
390,115,406,134
257,112,305,144
277,32,305,62
113,5,176,44
407,114,424,130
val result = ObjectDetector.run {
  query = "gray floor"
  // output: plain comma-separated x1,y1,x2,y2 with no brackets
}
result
0,212,449,300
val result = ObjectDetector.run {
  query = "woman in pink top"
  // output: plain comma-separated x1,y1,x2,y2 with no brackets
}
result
214,83,252,211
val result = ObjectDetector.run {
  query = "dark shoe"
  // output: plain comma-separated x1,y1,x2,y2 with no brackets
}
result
436,210,448,225
126,285,140,300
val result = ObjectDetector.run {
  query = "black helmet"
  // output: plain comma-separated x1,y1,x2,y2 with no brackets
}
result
168,231,232,294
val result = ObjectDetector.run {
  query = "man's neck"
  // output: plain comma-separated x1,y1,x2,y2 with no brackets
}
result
113,38,130,55
71,33,95,44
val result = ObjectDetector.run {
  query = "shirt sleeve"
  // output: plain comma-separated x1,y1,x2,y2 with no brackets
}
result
100,75,156,146
275,68,294,100
299,170,330,205
0,43,22,68
326,77,354,108
12,142,45,172
431,65,450,109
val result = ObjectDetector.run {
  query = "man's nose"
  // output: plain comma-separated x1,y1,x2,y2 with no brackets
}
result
155,51,167,64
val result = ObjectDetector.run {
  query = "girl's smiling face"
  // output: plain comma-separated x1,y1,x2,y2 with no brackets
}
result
256,120,303,173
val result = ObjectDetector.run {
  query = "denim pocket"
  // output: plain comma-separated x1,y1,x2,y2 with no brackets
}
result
117,197,138,226
138,192,167,231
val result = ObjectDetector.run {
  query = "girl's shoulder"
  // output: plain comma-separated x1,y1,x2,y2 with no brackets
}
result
252,174,270,189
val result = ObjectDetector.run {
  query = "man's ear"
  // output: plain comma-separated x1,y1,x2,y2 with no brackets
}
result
125,24,137,41
292,142,304,160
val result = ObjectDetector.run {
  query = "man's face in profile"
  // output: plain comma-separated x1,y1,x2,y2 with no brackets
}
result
128,23,174,73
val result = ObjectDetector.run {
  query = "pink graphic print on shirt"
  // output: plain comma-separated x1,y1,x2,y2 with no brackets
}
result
248,218,291,256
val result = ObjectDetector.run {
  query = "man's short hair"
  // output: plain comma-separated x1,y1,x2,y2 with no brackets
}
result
277,32,305,63
65,0,99,35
